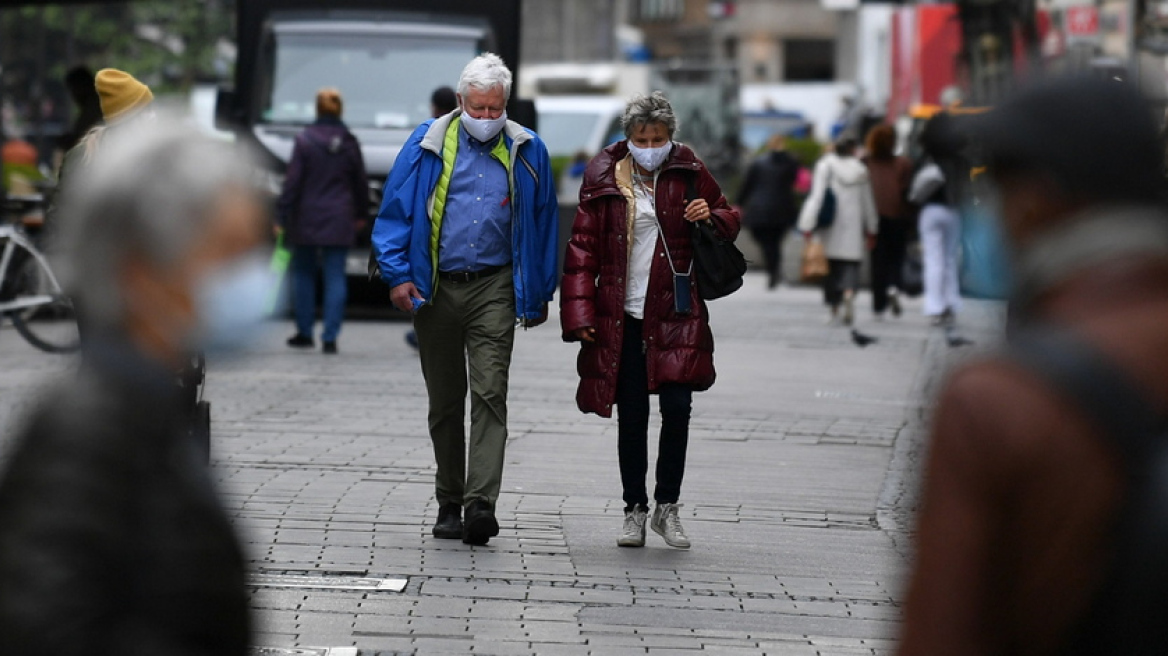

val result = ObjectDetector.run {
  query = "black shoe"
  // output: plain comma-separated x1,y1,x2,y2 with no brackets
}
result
462,499,499,546
287,334,313,348
322,341,337,355
432,503,463,539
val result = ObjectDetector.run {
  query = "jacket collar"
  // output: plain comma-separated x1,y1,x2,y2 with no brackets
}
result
420,109,533,156
580,140,703,198
314,116,345,128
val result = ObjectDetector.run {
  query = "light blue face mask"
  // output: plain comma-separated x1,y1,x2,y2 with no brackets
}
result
959,189,1014,301
192,253,276,354
461,112,507,143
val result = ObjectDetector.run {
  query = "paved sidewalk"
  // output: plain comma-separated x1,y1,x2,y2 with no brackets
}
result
0,273,1005,656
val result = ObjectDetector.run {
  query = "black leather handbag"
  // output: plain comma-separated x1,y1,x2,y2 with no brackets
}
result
692,220,746,300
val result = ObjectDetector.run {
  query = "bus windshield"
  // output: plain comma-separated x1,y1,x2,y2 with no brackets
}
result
263,32,478,129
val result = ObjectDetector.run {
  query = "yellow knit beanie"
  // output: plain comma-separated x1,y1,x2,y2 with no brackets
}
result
95,69,154,123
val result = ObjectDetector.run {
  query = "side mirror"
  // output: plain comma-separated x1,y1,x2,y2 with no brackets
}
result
214,87,239,132
508,98,537,132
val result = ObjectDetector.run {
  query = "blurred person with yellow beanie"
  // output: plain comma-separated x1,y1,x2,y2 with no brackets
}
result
52,68,153,187
94,68,154,125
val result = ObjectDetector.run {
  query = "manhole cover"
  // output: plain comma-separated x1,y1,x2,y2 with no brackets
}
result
250,574,407,592
255,644,359,648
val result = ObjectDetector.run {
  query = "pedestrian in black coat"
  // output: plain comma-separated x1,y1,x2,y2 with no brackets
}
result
738,134,800,289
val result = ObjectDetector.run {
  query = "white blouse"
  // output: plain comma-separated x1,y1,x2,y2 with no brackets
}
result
624,181,659,320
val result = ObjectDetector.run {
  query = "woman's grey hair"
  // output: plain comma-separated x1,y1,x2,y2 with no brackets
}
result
54,118,262,333
621,91,678,138
457,53,512,100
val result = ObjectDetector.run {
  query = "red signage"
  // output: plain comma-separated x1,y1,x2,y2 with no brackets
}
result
1066,6,1099,38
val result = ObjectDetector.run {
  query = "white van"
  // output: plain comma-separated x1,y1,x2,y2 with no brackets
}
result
536,96,625,163
535,95,626,272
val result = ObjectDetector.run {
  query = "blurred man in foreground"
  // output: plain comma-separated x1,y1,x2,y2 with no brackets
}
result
0,124,268,655
900,76,1168,654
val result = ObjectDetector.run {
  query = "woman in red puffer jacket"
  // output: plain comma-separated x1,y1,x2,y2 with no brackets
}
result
560,92,740,551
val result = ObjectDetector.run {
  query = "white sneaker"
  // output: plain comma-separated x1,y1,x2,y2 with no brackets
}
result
617,506,647,547
651,503,691,549
842,293,855,326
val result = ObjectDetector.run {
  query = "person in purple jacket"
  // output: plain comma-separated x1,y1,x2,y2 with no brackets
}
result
279,87,369,354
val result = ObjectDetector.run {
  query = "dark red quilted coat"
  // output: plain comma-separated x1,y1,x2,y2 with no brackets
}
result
560,141,740,417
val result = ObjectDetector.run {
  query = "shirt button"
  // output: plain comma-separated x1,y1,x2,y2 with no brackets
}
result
479,174,483,178
477,197,481,201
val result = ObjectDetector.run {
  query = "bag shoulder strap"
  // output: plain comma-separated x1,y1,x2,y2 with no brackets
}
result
634,169,692,276
1009,327,1168,655
1008,328,1164,463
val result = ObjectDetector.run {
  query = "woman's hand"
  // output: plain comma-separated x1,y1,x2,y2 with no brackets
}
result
574,327,597,343
684,198,710,223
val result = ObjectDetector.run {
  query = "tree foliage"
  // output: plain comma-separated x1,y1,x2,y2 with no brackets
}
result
1,0,235,114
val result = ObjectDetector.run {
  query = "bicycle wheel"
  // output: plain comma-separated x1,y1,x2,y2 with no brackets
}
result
5,246,80,353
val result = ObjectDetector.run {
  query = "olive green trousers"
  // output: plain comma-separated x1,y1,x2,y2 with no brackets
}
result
413,267,515,508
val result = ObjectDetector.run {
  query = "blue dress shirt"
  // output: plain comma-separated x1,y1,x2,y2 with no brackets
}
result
438,126,512,272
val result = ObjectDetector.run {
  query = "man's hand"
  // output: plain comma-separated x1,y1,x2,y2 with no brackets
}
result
573,327,596,343
390,282,423,314
525,303,549,328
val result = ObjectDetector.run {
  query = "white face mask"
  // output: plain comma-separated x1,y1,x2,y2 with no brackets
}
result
191,253,276,354
628,141,672,172
461,112,508,143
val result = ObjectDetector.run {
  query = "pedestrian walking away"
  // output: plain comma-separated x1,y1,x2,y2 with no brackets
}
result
279,87,369,355
797,137,879,326
863,123,914,318
561,91,741,550
371,53,559,546
899,75,1168,655
0,123,270,655
910,117,962,326
738,133,798,289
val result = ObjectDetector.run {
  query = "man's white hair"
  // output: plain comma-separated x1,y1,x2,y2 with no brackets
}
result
457,53,512,100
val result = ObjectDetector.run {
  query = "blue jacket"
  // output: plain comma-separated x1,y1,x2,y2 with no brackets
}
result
372,111,559,321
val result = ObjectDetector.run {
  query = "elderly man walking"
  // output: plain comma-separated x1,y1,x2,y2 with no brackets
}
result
372,53,558,546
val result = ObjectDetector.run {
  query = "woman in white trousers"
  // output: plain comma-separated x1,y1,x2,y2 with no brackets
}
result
909,120,962,326
918,202,962,323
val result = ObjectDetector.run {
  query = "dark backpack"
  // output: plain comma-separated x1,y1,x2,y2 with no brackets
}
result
1009,327,1168,655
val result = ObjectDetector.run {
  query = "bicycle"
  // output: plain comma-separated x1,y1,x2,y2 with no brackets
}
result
0,193,80,353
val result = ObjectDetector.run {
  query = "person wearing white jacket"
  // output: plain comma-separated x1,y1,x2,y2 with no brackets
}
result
798,138,879,324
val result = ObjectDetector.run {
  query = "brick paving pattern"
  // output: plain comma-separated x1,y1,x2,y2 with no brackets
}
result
0,274,1005,655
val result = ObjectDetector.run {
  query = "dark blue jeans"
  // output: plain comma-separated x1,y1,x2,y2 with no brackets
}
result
616,315,693,510
291,245,348,343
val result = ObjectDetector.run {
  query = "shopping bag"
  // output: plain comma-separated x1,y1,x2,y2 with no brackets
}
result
901,240,924,297
267,232,292,314
800,238,829,283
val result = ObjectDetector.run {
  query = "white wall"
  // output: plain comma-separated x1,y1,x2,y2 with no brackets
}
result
741,81,858,141
855,5,895,114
